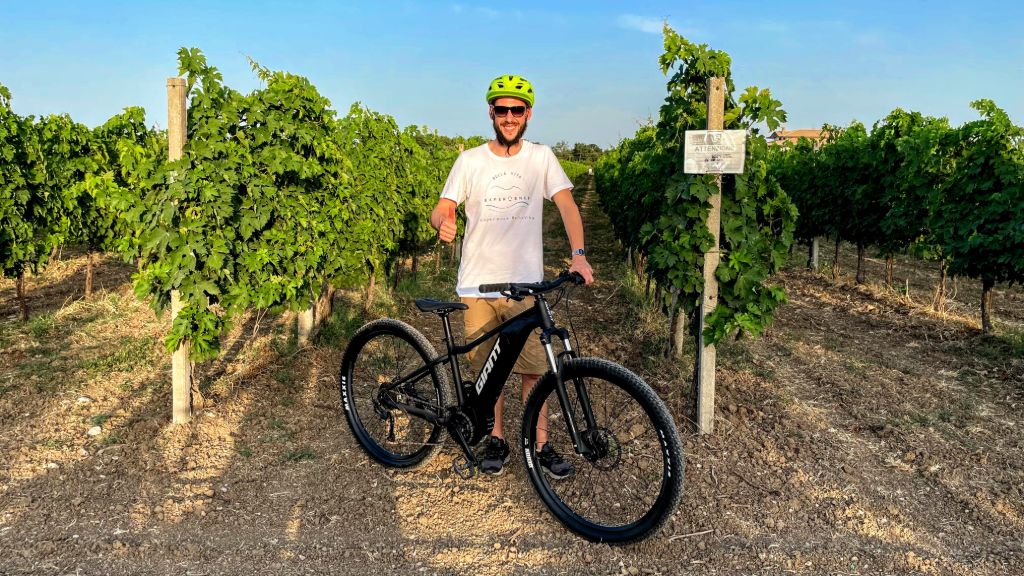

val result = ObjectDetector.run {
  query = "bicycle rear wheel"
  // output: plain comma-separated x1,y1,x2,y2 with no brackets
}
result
522,358,684,543
341,319,451,469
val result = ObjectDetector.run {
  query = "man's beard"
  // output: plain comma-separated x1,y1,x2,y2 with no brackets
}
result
493,118,528,149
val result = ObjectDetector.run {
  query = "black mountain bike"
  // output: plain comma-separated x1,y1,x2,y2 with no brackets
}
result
339,272,684,543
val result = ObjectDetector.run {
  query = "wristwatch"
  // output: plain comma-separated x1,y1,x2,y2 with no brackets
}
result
572,248,586,257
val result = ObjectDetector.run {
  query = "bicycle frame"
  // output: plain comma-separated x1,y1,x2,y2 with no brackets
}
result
378,293,599,458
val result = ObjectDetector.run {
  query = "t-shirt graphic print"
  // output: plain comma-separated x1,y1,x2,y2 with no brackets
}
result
480,170,533,224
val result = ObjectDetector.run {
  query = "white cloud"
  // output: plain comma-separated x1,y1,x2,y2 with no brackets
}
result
617,14,664,35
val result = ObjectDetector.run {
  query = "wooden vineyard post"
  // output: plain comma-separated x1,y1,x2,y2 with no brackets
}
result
167,77,193,425
695,77,725,434
16,271,28,322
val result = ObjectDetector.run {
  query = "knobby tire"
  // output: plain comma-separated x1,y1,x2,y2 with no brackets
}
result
521,358,684,543
340,319,451,469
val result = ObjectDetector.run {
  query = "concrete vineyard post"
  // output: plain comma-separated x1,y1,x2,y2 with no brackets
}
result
167,77,193,425
696,77,725,435
297,304,315,346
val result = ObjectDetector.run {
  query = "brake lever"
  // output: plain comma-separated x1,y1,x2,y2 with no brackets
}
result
500,289,525,302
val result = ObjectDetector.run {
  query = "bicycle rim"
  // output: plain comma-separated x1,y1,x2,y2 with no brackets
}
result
522,358,683,543
342,320,447,468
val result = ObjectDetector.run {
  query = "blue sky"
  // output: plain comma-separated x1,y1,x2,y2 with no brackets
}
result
2,1,1021,148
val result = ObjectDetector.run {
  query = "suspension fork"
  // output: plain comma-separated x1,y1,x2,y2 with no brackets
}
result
535,291,599,457
559,333,599,433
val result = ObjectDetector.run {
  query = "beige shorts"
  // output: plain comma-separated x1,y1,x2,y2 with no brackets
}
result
462,297,549,376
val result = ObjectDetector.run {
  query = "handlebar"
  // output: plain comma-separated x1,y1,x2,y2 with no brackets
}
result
479,271,585,299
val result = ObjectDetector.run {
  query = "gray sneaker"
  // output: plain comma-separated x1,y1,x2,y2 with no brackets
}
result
478,436,510,476
538,443,573,480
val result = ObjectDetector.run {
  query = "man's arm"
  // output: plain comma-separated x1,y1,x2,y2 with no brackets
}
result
552,189,594,284
430,198,458,243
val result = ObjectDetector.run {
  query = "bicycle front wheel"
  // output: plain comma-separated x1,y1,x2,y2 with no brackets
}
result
522,358,684,543
341,318,451,469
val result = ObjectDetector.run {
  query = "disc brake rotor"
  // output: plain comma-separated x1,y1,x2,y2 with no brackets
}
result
583,427,622,470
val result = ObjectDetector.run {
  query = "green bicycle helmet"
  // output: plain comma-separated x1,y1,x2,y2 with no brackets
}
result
486,74,535,107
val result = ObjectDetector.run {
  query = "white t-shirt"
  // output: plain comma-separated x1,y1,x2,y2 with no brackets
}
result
440,140,573,298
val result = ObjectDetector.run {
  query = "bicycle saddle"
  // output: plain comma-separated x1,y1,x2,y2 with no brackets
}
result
414,299,468,314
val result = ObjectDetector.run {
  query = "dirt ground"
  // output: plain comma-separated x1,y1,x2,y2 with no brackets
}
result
1,181,1022,575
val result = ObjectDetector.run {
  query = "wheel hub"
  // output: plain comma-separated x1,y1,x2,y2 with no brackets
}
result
582,427,621,470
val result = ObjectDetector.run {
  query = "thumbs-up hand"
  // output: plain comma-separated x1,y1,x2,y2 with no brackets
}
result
439,203,457,243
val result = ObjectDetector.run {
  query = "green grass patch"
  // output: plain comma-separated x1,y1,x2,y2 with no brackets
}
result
38,437,72,450
316,306,368,349
236,445,253,458
618,266,661,318
392,258,458,302
99,433,124,447
273,368,296,387
28,313,57,339
937,407,955,424
284,446,316,462
844,358,870,378
266,415,295,442
998,327,1024,358
81,335,157,374
90,413,113,426
718,338,776,379
271,326,300,358
15,346,73,393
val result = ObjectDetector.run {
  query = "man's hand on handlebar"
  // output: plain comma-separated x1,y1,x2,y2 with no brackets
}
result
478,271,586,299
569,255,594,285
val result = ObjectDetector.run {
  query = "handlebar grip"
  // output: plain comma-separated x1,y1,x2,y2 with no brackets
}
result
479,283,511,294
559,270,585,285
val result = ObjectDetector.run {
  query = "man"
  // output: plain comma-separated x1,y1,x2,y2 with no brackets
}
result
429,74,594,478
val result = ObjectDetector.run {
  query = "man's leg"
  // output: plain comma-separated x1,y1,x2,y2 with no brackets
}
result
463,298,511,475
520,373,544,445
490,394,506,439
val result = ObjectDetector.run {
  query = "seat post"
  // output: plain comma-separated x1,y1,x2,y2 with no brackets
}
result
440,312,466,402
440,313,456,351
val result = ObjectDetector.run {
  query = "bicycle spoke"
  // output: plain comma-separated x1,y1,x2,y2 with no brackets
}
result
342,320,449,469
524,360,681,539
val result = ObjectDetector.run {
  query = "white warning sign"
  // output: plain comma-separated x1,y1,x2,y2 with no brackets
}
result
684,130,747,174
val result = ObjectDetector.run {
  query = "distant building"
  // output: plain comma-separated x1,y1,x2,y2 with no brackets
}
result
766,128,825,146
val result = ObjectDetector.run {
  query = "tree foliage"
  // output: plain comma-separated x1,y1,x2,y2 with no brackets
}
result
935,100,1024,291
595,26,797,343
770,99,1023,330
0,85,53,280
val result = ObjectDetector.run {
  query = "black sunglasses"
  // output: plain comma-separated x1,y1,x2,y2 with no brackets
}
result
492,105,528,118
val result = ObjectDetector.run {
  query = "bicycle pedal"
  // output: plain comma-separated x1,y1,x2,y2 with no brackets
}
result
452,455,476,480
